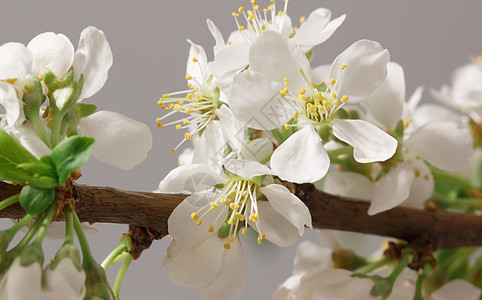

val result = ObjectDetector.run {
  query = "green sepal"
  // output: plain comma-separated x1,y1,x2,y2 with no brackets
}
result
205,74,214,88
218,221,231,239
352,273,392,299
22,78,46,119
19,244,44,266
211,86,220,102
333,108,350,119
224,169,242,181
250,175,265,186
392,120,404,141
375,165,392,181
83,258,115,300
50,243,82,271
332,249,369,271
316,82,327,92
348,109,360,120
305,50,314,62
45,69,84,114
75,102,97,119
316,122,333,142
50,136,95,185
19,185,55,215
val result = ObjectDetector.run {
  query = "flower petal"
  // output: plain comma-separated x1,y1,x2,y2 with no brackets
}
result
271,126,329,183
75,26,113,99
27,32,74,78
332,119,397,163
224,159,274,179
206,19,225,56
323,170,375,200
78,110,152,170
186,40,209,83
293,9,346,52
211,42,250,80
431,279,481,300
311,64,331,83
5,121,51,158
158,164,225,193
330,40,390,104
228,70,289,130
2,258,42,300
292,240,333,275
363,62,405,131
250,30,311,92
368,163,414,215
0,42,33,80
404,121,473,171
240,138,273,162
0,82,25,127
168,235,225,288
198,238,247,300
167,191,227,246
252,201,303,247
192,120,227,173
403,159,433,210
259,184,312,235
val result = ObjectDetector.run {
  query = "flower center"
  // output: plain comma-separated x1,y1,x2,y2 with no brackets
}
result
156,60,221,153
189,178,265,249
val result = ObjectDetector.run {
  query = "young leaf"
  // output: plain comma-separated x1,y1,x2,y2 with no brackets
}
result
19,185,55,215
50,136,95,185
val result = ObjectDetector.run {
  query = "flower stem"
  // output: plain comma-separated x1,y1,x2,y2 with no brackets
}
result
6,213,34,236
0,194,19,211
101,243,128,270
355,257,393,275
327,146,353,160
386,252,413,285
64,209,74,245
113,253,133,300
413,262,433,300
8,210,47,256
72,211,93,259
449,198,482,208
32,202,58,247
49,110,65,148
29,114,51,149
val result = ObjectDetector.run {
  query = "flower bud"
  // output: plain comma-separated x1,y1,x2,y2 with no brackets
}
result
0,255,42,300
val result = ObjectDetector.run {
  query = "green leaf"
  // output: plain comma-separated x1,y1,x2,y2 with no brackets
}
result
50,136,95,185
19,185,55,215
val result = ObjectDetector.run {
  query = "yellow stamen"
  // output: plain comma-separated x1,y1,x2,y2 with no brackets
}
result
341,95,348,103
341,64,347,70
185,74,192,80
191,212,199,220
329,78,336,85
208,225,214,233
224,243,231,249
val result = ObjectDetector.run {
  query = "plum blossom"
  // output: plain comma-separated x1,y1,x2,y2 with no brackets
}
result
43,258,86,300
159,159,312,299
0,257,42,300
228,30,396,183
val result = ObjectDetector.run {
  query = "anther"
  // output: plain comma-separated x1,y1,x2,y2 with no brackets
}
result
329,78,336,85
341,64,347,70
185,74,192,80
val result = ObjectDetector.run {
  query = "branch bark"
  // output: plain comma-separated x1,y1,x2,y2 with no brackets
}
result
1,181,481,249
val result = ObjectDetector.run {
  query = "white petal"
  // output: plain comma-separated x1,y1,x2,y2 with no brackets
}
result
330,40,390,103
311,64,331,83
252,201,303,247
198,238,247,300
0,42,33,80
158,164,225,193
224,159,274,179
186,40,209,83
250,30,311,93
259,184,312,235
215,104,243,152
431,279,481,300
403,159,433,210
292,241,333,275
27,32,74,78
271,126,329,183
293,9,346,52
368,163,414,215
273,15,294,37
169,235,225,288
410,103,462,131
167,191,227,246
211,42,249,80
78,110,152,170
192,120,227,173
312,269,375,300
228,70,290,130
332,119,397,163
240,138,273,162
3,258,42,300
75,26,113,99
323,170,375,200
363,62,405,131
0,82,24,127
43,259,86,300
405,121,473,171
206,19,225,56
5,121,51,158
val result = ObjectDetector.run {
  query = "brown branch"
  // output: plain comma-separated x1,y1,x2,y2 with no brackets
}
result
1,181,481,249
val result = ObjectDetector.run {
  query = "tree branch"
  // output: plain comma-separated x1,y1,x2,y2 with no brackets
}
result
1,181,481,249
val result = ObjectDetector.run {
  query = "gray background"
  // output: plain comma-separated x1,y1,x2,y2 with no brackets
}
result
1,0,481,299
